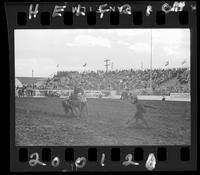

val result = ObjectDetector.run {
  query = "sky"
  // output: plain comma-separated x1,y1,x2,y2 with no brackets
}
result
15,29,190,77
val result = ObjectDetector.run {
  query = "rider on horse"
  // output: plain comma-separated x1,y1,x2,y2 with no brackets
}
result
70,85,84,99
63,85,88,117
74,85,87,103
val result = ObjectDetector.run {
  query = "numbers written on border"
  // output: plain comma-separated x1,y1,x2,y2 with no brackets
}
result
28,152,156,170
29,153,47,166
28,152,87,171
122,153,139,166
29,153,61,167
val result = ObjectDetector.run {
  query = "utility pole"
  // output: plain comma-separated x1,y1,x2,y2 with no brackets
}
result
104,59,110,72
32,69,34,88
150,29,153,92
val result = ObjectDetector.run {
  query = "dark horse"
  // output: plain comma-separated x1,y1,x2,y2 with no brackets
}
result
62,93,88,118
62,99,74,115
120,91,129,100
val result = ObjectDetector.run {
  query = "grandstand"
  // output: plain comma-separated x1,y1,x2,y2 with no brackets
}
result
40,68,190,96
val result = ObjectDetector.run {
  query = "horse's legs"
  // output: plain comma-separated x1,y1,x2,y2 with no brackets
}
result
63,104,69,116
68,106,73,115
68,104,75,117
80,102,88,118
85,102,88,116
126,117,132,124
72,105,79,118
79,104,83,118
77,105,81,117
141,118,149,128
71,108,76,117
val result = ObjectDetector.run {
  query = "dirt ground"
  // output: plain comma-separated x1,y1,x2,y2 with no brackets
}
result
15,97,191,146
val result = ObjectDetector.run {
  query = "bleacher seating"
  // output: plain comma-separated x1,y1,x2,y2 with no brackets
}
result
40,68,190,95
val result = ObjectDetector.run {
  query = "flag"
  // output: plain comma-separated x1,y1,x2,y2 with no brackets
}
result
181,59,186,65
165,60,169,66
83,63,87,67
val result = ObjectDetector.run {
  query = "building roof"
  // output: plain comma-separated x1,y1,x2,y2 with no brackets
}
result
15,78,23,87
17,77,48,85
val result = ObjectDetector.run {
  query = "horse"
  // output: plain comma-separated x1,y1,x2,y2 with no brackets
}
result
70,93,88,118
62,93,88,118
62,99,75,116
120,91,129,100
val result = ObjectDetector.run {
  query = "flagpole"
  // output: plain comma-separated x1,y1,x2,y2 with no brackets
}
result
141,61,143,70
83,63,87,72
57,64,59,75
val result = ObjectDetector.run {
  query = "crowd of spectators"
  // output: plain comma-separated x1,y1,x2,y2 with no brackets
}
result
42,67,190,95
16,84,36,97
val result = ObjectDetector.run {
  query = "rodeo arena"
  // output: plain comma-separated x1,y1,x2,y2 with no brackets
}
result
15,66,191,146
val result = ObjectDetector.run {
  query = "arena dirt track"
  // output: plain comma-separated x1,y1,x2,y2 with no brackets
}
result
15,97,190,146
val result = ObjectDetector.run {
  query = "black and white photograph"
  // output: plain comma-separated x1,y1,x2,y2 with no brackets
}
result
15,29,191,146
